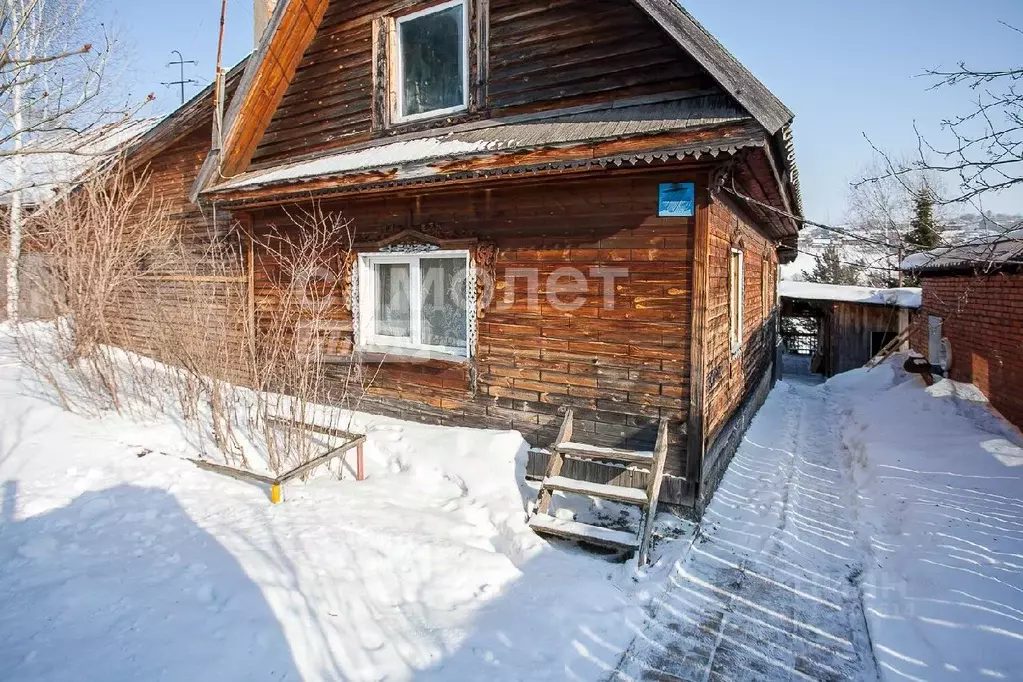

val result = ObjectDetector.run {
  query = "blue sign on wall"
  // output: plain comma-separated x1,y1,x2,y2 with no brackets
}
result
658,182,695,217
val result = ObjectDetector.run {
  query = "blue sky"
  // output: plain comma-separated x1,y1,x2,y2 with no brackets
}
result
99,0,1023,221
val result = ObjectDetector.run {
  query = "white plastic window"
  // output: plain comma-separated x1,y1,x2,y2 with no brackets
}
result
359,251,470,356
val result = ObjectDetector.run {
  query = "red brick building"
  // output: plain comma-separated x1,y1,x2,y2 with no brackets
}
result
905,233,1023,429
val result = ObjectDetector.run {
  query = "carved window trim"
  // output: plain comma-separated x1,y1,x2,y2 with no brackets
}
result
346,227,497,362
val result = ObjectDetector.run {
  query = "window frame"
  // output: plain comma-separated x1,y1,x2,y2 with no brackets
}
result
393,0,469,124
357,249,471,357
729,248,745,351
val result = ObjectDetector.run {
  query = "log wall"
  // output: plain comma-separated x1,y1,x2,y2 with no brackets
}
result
247,167,697,475
700,193,778,489
106,126,251,386
250,0,719,168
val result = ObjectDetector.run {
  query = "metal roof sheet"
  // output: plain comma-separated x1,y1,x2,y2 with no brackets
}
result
902,230,1023,273
214,96,754,192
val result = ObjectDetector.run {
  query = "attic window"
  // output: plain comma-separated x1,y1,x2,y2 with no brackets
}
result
395,0,468,122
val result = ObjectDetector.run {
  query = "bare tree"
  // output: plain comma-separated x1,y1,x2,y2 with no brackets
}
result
857,24,1022,242
17,160,177,413
1,0,138,321
845,158,950,285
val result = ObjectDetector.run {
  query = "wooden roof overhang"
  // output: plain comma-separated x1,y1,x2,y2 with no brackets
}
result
191,0,331,197
202,120,769,209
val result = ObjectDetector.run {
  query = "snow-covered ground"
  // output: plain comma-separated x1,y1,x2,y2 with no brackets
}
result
615,363,1023,681
0,326,662,682
2,322,1022,682
836,367,1023,681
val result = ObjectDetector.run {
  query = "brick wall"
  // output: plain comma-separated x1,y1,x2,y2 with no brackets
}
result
912,271,1023,430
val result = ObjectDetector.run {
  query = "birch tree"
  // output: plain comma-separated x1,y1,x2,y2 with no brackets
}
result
0,0,123,320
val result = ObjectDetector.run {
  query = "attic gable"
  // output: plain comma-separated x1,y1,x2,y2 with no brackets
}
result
193,0,792,198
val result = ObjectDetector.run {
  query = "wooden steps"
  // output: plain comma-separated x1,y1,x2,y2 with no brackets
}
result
528,514,640,552
556,441,654,466
528,409,669,564
542,475,649,506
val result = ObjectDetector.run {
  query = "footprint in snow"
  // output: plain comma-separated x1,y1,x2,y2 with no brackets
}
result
195,583,216,605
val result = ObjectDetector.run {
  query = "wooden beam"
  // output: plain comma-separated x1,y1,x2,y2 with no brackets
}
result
194,0,331,196
685,182,711,503
276,436,367,485
638,418,669,565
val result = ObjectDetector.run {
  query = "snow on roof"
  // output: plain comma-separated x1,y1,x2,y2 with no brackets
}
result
0,118,159,205
215,97,755,192
223,137,500,190
901,229,1023,272
779,281,921,308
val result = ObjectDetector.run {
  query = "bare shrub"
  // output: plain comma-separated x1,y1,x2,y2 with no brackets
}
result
139,231,252,468
248,205,374,474
16,162,176,414
136,203,378,476
17,167,376,477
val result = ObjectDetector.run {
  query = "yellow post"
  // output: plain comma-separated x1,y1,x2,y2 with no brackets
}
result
270,483,282,505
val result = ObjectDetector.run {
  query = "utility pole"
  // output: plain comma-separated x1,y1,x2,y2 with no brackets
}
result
162,50,199,105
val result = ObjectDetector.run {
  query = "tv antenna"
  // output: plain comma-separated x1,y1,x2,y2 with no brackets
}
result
162,50,199,105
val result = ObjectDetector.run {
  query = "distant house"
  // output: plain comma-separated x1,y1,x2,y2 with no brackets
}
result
0,119,157,209
779,281,921,377
106,0,803,513
1,118,158,319
903,231,1023,429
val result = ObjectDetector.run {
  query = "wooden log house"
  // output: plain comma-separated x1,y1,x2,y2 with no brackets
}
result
117,0,802,511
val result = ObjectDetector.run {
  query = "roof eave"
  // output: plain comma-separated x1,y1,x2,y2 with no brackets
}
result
630,0,793,134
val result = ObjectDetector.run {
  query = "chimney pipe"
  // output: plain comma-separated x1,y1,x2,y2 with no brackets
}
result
254,0,277,47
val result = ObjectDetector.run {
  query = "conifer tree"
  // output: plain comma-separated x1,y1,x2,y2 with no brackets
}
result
905,190,941,251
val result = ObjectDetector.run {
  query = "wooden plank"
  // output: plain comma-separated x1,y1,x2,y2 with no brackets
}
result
190,458,277,486
638,418,669,565
266,416,363,443
276,436,367,485
543,475,650,506
536,409,572,514
529,513,639,551
557,441,654,466
138,275,249,283
371,17,388,128
685,183,710,495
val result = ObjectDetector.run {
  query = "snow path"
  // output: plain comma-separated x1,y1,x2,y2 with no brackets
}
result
613,376,880,681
